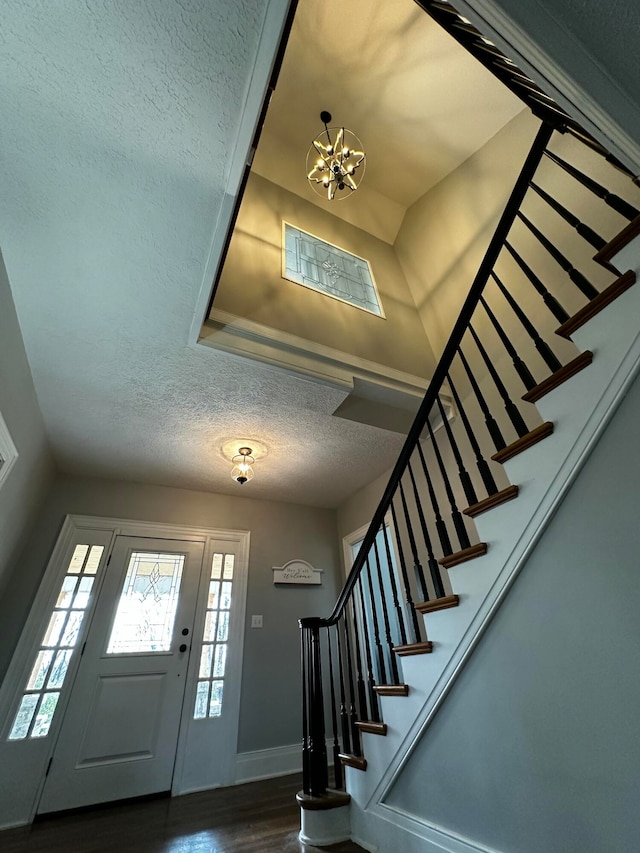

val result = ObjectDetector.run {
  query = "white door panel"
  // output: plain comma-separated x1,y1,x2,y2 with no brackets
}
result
77,672,167,766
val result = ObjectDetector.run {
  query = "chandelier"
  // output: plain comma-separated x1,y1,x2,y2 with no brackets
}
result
306,111,365,201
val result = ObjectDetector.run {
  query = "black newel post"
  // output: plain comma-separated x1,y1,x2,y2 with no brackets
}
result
300,617,328,797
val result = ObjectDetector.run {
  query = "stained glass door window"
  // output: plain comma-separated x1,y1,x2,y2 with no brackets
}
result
106,552,185,654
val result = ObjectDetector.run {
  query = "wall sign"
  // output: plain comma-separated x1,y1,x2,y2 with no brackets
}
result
272,560,323,585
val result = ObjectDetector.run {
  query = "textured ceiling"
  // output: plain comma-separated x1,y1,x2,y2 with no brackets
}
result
0,0,409,508
0,0,525,509
252,0,523,242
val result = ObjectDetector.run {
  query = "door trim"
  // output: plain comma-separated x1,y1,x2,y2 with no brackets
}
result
0,514,250,828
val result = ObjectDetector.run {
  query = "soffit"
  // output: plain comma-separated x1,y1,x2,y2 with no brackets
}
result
252,0,524,242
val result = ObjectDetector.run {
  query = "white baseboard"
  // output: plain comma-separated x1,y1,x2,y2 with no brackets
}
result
234,742,302,785
352,804,498,853
234,740,336,786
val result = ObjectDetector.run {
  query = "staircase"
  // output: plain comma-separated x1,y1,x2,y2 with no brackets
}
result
297,75,640,850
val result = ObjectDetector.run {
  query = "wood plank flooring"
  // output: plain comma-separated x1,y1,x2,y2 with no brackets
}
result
1,774,366,852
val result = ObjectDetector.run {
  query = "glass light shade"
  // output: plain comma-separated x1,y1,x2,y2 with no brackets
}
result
307,126,365,201
231,449,255,485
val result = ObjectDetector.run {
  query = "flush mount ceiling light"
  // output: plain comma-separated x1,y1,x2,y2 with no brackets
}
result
230,447,255,485
307,110,365,201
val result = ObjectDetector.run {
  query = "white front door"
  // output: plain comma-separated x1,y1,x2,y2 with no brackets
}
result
37,535,204,814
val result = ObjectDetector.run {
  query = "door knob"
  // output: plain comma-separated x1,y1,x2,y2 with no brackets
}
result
179,643,188,653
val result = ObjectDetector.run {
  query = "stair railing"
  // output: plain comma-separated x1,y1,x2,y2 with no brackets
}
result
299,113,640,796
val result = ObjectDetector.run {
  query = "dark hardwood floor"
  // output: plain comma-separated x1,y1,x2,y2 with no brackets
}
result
1,774,366,852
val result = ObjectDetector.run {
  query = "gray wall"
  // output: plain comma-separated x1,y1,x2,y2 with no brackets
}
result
0,474,341,752
214,171,436,380
386,366,640,852
468,0,640,167
0,251,55,635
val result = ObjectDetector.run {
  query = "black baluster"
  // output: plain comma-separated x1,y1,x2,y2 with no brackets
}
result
457,345,507,452
409,452,453,568
436,394,480,504
504,241,570,324
381,522,409,646
350,598,369,723
326,628,344,790
335,617,351,755
356,576,380,723
397,480,431,602
529,180,607,250
446,372,499,497
424,418,471,551
564,125,636,179
466,325,530,438
389,498,423,640
364,555,387,686
479,295,537,390
404,465,447,597
372,535,400,684
490,272,562,372
544,149,640,221
516,211,599,299
342,611,362,757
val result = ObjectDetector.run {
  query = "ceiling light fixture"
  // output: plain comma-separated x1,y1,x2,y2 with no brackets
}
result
230,447,255,485
307,111,365,201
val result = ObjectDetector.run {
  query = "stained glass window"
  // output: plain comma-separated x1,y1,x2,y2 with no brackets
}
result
194,552,234,719
8,544,104,740
283,223,383,316
106,552,185,654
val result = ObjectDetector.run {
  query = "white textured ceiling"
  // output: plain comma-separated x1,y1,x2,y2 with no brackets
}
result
252,0,523,242
0,0,411,508
0,0,522,509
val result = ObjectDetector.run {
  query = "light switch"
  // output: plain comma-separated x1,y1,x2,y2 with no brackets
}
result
251,615,263,628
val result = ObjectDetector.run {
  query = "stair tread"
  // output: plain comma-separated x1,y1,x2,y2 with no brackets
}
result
355,720,387,736
593,214,640,270
491,422,554,464
439,542,488,569
393,641,434,656
464,485,519,518
338,753,367,771
522,351,593,403
373,683,409,697
297,789,351,811
556,270,636,339
415,594,460,614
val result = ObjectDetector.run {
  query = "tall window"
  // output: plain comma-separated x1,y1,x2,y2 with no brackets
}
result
7,544,104,740
283,222,384,316
193,551,235,719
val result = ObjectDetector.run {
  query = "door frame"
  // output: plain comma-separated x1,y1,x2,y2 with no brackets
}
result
0,514,250,828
